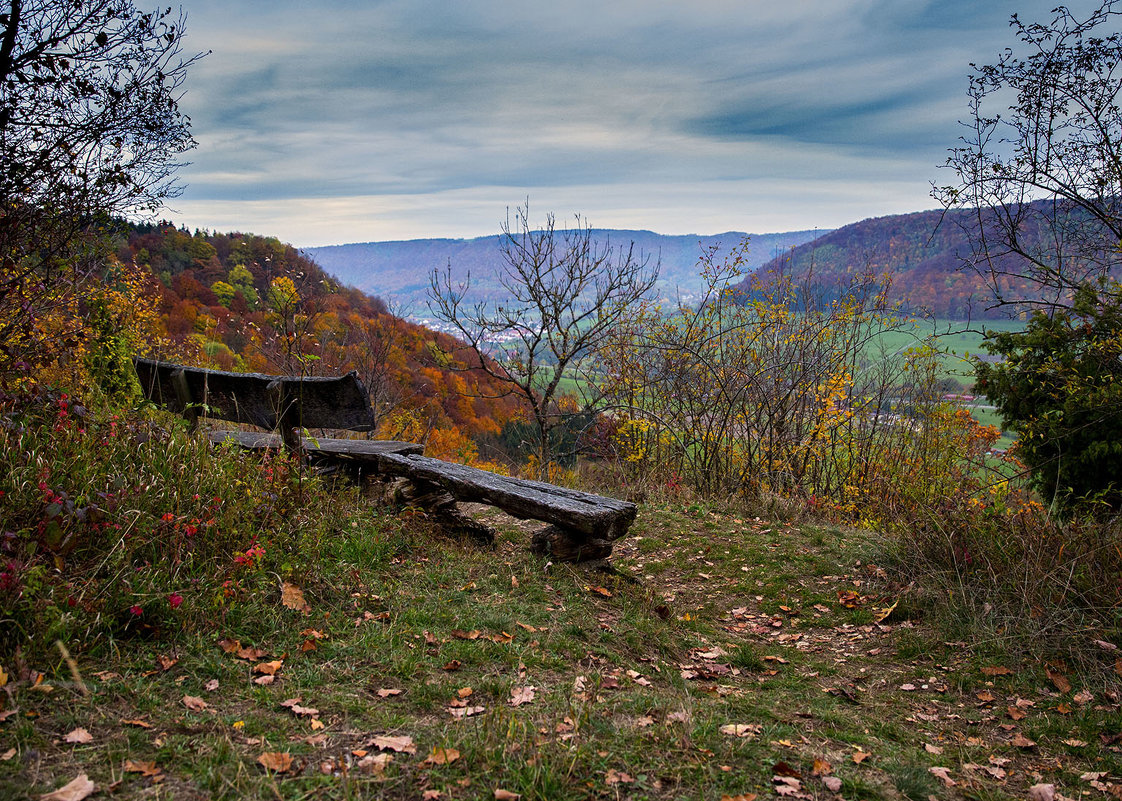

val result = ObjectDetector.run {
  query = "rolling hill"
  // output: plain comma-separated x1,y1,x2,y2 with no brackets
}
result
304,228,827,313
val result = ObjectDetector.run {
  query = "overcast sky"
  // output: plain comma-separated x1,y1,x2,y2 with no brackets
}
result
168,0,1069,247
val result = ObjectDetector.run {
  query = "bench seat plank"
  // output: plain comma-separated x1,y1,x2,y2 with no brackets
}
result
375,452,636,541
208,430,422,461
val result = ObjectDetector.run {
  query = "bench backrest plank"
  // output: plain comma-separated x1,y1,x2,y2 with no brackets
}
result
134,358,375,432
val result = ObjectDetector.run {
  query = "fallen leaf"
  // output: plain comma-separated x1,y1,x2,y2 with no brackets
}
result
120,718,152,729
423,747,460,765
980,665,1012,676
442,660,461,671
156,654,177,672
929,767,955,787
457,687,473,698
356,753,393,775
873,599,898,623
123,760,162,777
0,665,7,688
509,686,536,707
852,752,870,764
182,695,209,711
772,761,801,778
376,688,402,698
719,723,761,738
450,629,481,640
924,743,943,755
237,645,268,660
448,705,486,718
605,769,634,785
1011,733,1037,748
38,774,95,801
204,679,219,692
63,728,93,744
217,639,240,653
812,758,833,775
300,628,326,639
823,776,843,792
257,752,294,773
370,735,416,754
281,582,310,613
494,791,521,800
1047,668,1072,694
253,659,283,676
1028,784,1056,801
773,776,803,796
588,586,612,597
1,749,15,760
721,795,759,801
1007,705,1026,720
253,674,275,686
1063,739,1088,747
1073,689,1094,706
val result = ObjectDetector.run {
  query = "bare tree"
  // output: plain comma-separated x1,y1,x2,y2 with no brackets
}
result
934,1,1122,315
428,205,659,477
0,0,203,375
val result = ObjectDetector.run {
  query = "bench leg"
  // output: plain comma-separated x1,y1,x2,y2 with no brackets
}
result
531,525,613,562
397,479,495,546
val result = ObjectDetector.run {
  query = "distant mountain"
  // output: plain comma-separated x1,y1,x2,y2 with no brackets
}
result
737,205,1108,320
304,228,827,313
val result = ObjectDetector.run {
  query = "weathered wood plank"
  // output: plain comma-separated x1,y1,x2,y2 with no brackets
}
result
208,430,422,461
135,358,375,432
374,452,637,541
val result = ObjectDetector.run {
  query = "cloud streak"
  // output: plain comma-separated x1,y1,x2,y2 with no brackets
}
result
170,0,1069,245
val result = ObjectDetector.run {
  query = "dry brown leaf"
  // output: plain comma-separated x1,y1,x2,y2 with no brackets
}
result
300,628,326,639
457,687,473,698
448,705,486,718
981,665,1013,676
253,660,283,676
1047,669,1072,694
376,688,402,698
253,674,275,686
356,753,393,775
236,645,268,661
123,760,162,777
38,774,95,801
182,695,208,711
1,748,16,761
852,751,870,764
0,665,7,688
929,767,955,787
720,795,758,801
450,629,481,640
1028,784,1056,801
494,790,521,801
823,776,843,793
509,686,536,707
63,728,93,744
588,586,612,597
719,723,761,738
442,660,461,671
924,743,943,755
257,752,294,773
217,639,240,653
1073,689,1094,705
204,679,219,692
370,735,416,754
281,582,310,613
605,769,634,785
120,718,152,729
1012,733,1037,748
423,747,460,765
299,639,317,653
1007,705,1026,720
812,758,833,776
156,654,177,672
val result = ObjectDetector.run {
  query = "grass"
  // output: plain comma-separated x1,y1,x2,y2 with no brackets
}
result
3,489,1119,800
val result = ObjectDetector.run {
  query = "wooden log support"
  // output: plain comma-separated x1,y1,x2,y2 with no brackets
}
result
374,452,637,561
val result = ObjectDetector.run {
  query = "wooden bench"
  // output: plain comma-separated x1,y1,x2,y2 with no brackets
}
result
134,357,638,562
